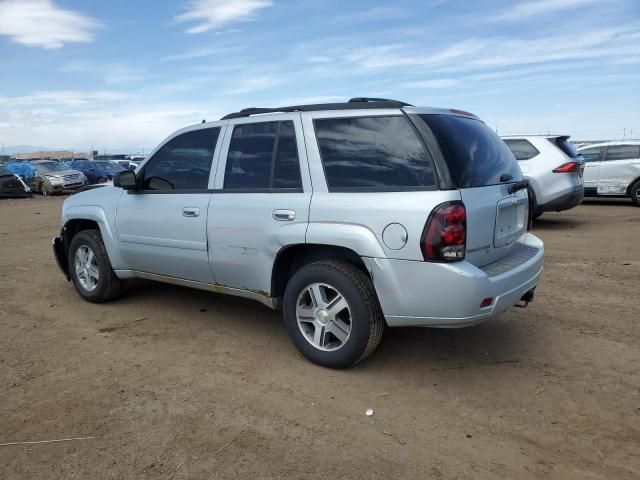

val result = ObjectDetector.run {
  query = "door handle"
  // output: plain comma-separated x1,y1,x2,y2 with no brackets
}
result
272,209,295,221
182,207,200,217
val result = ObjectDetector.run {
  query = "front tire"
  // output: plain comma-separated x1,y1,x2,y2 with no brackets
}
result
68,229,123,303
283,260,384,368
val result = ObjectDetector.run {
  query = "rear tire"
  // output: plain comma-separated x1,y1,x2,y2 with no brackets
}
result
630,180,640,206
282,260,384,369
68,229,123,303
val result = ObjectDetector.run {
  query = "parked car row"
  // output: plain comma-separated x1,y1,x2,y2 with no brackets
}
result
501,137,640,216
0,159,130,196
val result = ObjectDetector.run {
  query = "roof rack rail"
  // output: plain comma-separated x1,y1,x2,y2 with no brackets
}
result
348,97,413,106
221,98,413,120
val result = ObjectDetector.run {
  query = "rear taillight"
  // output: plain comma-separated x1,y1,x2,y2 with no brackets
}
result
552,162,580,173
421,201,466,262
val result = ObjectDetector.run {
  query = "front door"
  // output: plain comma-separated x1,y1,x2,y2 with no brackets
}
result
116,126,224,283
207,115,312,295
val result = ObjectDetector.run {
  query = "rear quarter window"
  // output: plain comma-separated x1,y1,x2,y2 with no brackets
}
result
314,116,435,191
420,114,522,188
503,139,539,161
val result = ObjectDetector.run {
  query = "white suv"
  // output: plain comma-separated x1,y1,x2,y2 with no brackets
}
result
53,98,544,368
577,142,640,206
502,135,584,218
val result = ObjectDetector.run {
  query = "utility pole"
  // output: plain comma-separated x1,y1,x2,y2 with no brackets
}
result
623,128,626,140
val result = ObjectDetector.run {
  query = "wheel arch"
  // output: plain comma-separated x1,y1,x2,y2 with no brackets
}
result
61,206,126,270
271,243,371,302
626,175,640,196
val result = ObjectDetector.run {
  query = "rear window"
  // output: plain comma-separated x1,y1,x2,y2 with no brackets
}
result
503,139,540,161
551,137,580,158
420,114,522,188
314,116,435,191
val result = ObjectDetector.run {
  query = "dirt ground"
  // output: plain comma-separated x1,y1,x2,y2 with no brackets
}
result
0,195,639,480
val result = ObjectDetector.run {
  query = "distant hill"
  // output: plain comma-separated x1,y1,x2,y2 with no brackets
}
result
2,145,51,155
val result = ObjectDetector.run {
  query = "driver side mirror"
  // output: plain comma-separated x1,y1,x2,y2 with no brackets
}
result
114,170,137,190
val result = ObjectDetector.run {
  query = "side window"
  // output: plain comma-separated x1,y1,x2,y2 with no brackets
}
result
142,127,220,190
580,147,602,162
503,139,539,161
604,145,640,161
314,116,435,190
224,121,302,190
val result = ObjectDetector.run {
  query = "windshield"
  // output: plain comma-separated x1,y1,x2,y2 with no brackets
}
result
420,114,523,188
95,161,124,172
34,162,66,173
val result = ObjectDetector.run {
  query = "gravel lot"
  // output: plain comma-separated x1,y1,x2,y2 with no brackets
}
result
1,195,639,479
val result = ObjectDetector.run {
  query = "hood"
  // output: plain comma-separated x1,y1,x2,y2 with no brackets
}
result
40,168,83,177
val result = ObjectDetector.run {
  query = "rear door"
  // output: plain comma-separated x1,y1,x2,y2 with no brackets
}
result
597,144,640,195
207,114,311,294
419,114,527,267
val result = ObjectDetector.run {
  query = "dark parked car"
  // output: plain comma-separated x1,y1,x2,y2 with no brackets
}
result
0,165,31,197
70,160,125,184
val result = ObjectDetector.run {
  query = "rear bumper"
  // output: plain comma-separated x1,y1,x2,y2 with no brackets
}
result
364,233,544,328
538,186,584,213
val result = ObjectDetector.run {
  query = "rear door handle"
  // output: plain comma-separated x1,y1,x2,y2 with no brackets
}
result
182,207,200,217
272,209,295,221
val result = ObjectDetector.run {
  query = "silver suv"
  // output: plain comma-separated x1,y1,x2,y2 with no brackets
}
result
502,135,585,218
53,98,544,368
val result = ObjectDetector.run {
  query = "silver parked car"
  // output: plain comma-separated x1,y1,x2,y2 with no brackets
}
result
577,141,640,206
502,135,585,218
52,98,544,368
29,160,88,195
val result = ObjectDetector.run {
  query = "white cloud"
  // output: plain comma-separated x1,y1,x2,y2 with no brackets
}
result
497,0,598,21
332,6,409,25
174,0,273,34
222,75,284,95
0,90,127,107
400,79,459,89
0,0,99,49
62,61,146,85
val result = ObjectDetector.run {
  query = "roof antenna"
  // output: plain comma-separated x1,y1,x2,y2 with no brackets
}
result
201,119,206,124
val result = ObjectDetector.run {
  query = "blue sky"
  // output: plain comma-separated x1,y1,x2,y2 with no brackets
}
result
0,0,639,152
